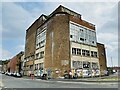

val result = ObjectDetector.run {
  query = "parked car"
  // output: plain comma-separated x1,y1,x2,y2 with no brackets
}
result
64,73,70,79
1,71,5,74
95,70,100,77
13,73,17,77
73,73,78,79
7,72,11,76
5,72,8,75
41,74,47,80
16,73,22,77
11,73,14,76
82,69,91,77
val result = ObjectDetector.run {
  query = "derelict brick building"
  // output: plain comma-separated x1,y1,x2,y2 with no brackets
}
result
24,5,107,77
7,51,24,74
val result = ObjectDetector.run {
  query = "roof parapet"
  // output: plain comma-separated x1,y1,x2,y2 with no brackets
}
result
82,20,95,28
49,5,81,19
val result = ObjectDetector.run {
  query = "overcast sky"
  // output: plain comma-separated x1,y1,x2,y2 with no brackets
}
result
1,0,119,67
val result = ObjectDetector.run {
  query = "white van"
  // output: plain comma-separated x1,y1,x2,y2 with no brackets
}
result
82,69,91,77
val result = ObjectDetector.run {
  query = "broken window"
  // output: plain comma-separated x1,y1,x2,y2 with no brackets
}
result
92,62,98,69
94,52,97,57
40,51,44,59
77,49,81,55
82,50,85,56
72,48,76,55
86,50,90,56
36,53,39,59
83,61,91,68
72,61,82,69
70,35,73,38
91,51,94,57
80,38,84,41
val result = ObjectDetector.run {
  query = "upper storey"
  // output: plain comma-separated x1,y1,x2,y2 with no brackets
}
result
49,5,95,31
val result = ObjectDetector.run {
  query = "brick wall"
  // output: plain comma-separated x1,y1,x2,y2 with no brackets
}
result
97,43,107,75
44,13,70,77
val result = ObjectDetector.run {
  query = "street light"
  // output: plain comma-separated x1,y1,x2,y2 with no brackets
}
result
111,57,113,68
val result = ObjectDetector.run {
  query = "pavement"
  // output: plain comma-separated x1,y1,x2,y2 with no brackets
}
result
21,74,119,83
1,74,118,88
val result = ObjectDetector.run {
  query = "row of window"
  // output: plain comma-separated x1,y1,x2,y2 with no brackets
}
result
72,48,98,57
70,23,95,36
36,40,46,49
36,29,46,49
35,63,44,70
25,55,34,62
25,65,33,71
37,26,46,35
35,51,44,59
70,23,97,46
70,35,96,44
72,61,98,69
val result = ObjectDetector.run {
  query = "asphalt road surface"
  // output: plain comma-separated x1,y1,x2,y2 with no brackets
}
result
0,73,118,88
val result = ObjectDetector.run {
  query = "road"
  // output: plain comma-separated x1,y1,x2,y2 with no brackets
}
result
0,74,118,88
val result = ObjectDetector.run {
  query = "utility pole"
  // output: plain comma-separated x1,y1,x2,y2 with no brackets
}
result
111,56,114,74
111,57,113,68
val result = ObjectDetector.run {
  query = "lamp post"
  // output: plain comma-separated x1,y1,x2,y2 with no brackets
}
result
111,57,113,68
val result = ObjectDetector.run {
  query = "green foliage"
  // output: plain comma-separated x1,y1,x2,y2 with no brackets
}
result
1,60,10,65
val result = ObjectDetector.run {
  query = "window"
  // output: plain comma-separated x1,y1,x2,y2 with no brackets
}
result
86,50,90,56
92,41,94,44
77,61,82,68
70,23,97,46
70,35,73,38
40,51,44,59
94,52,97,57
39,63,44,70
82,50,85,56
36,28,46,49
92,62,98,69
80,29,83,32
30,65,33,70
73,61,77,68
80,38,84,41
72,61,82,69
91,51,94,57
91,51,97,57
83,62,90,68
77,49,81,55
35,64,38,70
70,23,75,29
72,48,76,55
36,53,39,59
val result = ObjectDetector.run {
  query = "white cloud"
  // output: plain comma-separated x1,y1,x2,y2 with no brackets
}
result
2,2,35,39
105,43,117,53
0,45,25,60
0,48,12,60
15,45,25,51
1,0,119,2
0,3,2,41
1,2,118,66
97,32,118,42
